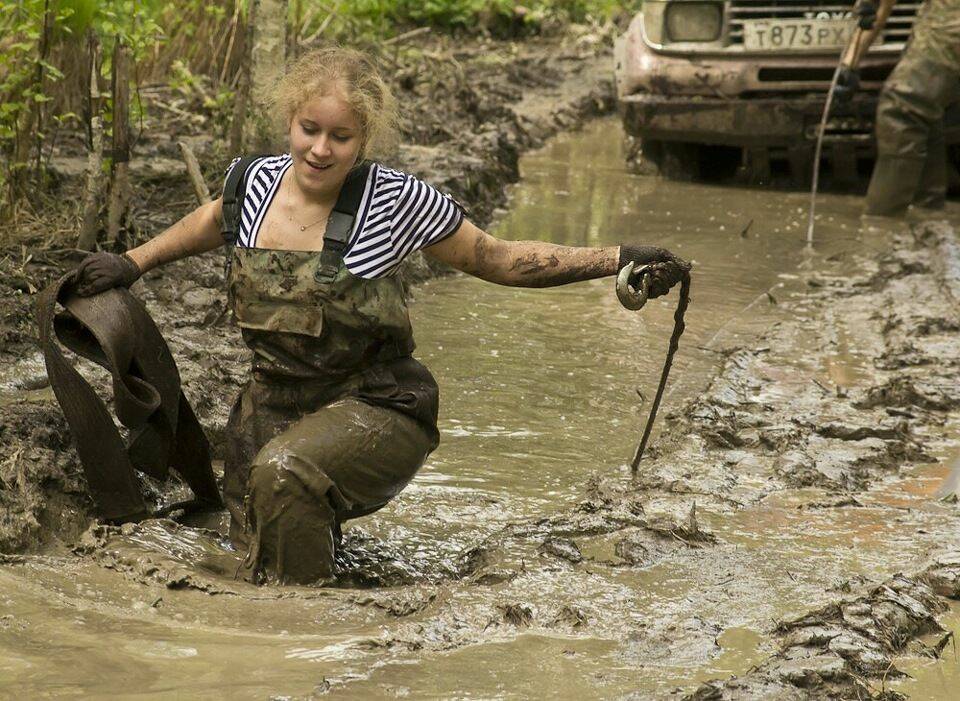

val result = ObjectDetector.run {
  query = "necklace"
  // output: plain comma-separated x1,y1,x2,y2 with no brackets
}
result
285,174,328,232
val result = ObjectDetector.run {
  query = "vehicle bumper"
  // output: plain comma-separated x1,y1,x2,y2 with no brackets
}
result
619,93,879,148
614,12,898,100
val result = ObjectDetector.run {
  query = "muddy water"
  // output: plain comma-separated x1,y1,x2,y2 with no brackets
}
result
2,118,958,698
893,603,960,697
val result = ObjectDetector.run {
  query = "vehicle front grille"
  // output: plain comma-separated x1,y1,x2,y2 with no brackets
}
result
727,0,920,47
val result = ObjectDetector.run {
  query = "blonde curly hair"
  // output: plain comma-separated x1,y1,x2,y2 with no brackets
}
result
272,46,398,160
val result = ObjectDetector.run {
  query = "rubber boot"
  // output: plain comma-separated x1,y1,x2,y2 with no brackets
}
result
238,453,339,585
913,121,948,210
864,156,926,217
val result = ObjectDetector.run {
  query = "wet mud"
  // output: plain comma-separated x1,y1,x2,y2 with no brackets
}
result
3,103,960,695
687,554,960,700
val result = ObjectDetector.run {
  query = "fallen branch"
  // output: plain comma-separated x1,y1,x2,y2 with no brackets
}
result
178,141,211,205
383,26,431,46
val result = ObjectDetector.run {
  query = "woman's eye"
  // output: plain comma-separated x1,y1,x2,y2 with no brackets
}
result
332,133,352,142
301,124,317,134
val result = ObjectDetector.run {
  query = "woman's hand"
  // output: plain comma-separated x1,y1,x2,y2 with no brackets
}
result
618,245,691,298
71,197,227,293
72,252,142,297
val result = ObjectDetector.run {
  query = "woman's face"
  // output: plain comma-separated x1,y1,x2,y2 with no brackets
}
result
288,86,363,200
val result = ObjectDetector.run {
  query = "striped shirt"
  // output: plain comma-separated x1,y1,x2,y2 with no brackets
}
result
224,155,465,278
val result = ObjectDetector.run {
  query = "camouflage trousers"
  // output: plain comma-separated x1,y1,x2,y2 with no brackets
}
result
866,50,960,215
224,374,435,586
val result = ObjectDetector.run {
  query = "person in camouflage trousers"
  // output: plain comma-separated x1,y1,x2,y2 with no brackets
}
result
838,0,960,216
69,47,691,586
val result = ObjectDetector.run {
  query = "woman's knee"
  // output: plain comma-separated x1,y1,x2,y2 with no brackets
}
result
247,447,337,511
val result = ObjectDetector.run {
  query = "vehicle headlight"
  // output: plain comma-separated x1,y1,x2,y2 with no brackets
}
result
665,2,723,42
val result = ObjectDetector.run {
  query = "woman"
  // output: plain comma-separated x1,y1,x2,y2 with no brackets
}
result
72,47,690,585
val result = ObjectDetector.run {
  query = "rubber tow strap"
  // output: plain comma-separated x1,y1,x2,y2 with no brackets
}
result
36,275,222,522
631,271,691,473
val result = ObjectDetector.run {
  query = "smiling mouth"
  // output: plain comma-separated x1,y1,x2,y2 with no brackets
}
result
305,160,333,171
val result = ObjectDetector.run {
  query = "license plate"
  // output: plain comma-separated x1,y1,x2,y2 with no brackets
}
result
742,19,853,51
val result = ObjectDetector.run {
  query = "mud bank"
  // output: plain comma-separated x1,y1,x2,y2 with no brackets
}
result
686,553,960,700
471,215,960,583
0,40,615,552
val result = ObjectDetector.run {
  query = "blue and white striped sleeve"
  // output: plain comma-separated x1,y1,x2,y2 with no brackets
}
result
389,173,465,262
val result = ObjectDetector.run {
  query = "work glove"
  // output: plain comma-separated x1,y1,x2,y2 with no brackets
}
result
72,252,142,297
854,0,877,30
618,245,691,299
833,66,860,105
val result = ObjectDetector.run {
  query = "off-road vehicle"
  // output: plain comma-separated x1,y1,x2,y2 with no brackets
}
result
613,1,942,184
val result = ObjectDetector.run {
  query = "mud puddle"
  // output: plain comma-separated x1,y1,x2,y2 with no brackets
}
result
892,602,960,698
3,118,960,698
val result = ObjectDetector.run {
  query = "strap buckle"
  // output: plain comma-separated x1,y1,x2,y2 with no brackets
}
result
314,249,341,283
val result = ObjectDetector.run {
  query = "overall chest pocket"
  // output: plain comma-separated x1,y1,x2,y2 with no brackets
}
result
229,249,329,338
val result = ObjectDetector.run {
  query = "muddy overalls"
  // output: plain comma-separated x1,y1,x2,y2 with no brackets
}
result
866,0,960,215
221,162,439,585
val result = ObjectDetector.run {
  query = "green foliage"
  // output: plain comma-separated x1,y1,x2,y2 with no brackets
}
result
0,0,75,209
0,0,641,214
311,0,639,38
0,0,169,212
55,0,96,35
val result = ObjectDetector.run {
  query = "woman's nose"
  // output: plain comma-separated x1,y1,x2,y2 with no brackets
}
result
310,135,332,158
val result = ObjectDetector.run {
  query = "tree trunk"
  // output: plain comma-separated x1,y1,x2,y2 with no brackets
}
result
228,0,258,155
229,0,288,154
77,31,105,251
9,0,53,208
33,2,54,176
249,0,288,151
107,36,132,247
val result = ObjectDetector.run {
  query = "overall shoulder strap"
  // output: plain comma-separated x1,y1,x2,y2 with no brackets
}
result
316,161,373,282
221,155,270,245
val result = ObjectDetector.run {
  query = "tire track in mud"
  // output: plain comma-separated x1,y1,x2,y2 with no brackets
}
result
348,218,960,690
449,218,960,566
615,220,960,519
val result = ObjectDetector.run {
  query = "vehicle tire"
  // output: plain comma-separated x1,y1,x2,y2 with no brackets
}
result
624,135,660,176
638,139,700,180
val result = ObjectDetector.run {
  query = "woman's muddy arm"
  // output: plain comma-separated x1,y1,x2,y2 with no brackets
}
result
424,219,618,288
125,197,226,273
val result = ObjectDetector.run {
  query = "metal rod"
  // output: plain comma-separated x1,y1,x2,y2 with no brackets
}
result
807,26,866,248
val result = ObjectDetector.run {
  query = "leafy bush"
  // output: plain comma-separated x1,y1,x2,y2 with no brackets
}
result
317,0,639,37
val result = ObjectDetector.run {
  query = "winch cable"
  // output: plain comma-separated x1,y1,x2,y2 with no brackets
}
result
630,271,691,472
807,25,867,248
